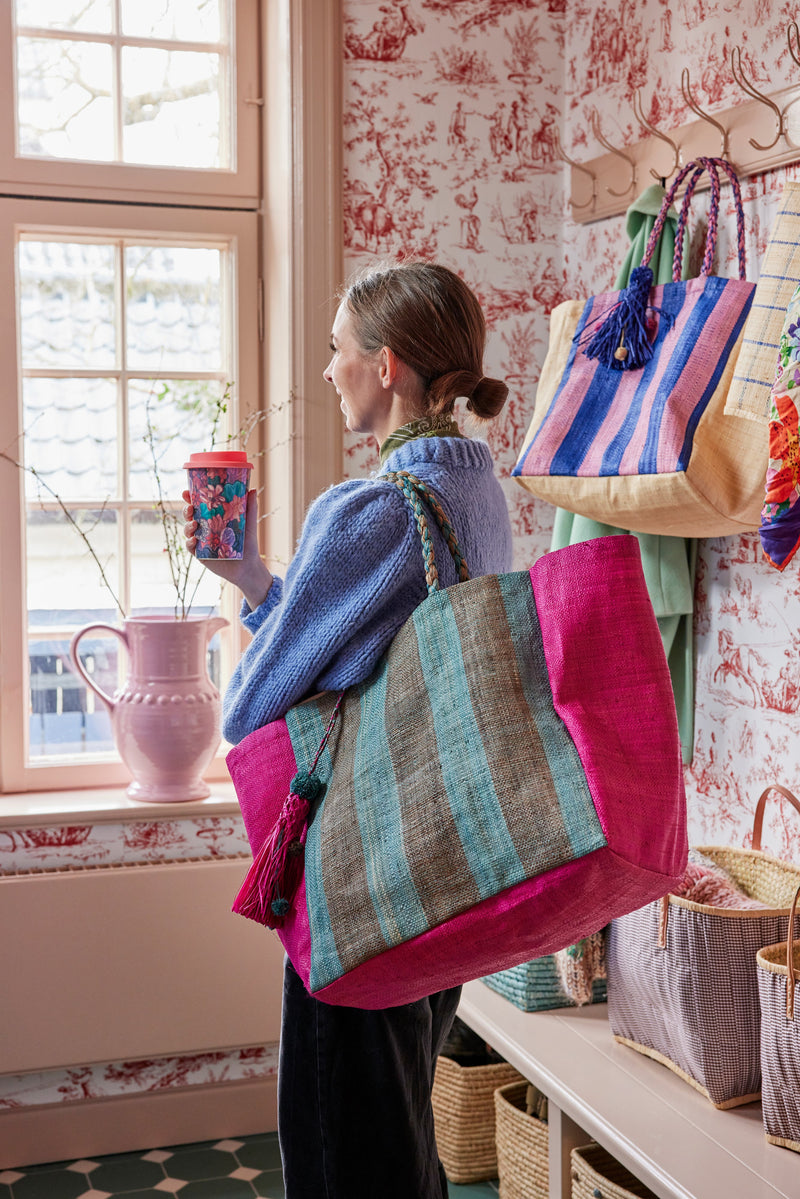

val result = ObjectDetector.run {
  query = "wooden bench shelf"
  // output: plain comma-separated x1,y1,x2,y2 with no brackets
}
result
458,980,799,1199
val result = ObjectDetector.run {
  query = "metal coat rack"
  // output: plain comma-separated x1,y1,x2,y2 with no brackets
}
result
562,23,800,224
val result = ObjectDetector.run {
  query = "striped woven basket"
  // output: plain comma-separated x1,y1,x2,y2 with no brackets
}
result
494,1081,549,1199
608,784,800,1109
571,1144,659,1199
757,883,800,1152
483,935,607,1011
431,1054,523,1184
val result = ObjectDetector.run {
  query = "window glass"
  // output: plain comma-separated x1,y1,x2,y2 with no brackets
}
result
14,1,230,169
18,232,234,761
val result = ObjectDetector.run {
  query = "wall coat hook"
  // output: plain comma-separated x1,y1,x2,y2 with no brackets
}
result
681,67,730,158
730,45,784,150
589,109,636,197
552,126,596,211
632,89,681,183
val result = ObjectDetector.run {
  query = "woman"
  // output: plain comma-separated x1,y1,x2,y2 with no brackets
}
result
185,261,512,1198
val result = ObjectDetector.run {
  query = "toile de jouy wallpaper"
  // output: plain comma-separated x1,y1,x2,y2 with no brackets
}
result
5,0,800,1121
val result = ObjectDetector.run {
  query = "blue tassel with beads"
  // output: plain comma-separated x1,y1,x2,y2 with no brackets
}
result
579,265,671,371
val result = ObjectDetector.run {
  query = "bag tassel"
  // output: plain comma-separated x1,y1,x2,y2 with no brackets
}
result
579,264,670,371
232,771,325,928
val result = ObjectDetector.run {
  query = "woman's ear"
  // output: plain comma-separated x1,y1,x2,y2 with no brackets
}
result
379,345,400,389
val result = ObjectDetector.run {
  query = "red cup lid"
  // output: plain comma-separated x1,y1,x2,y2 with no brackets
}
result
184,451,253,469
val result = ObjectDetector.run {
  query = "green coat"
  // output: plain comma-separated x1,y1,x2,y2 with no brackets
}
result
550,183,696,764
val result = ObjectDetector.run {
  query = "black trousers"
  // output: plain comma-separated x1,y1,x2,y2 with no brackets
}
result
278,957,461,1198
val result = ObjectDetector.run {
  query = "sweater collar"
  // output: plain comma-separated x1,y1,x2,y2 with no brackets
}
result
378,416,462,465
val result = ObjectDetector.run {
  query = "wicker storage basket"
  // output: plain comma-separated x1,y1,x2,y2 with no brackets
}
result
571,1143,659,1199
757,883,800,1152
494,1080,549,1199
483,933,607,1012
431,1053,523,1184
608,784,800,1109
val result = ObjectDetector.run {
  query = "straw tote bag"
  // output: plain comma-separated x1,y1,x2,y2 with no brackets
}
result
607,784,800,1109
227,471,687,1008
513,157,764,536
757,883,800,1152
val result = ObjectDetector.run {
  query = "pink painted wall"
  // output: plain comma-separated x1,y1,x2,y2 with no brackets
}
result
341,0,800,862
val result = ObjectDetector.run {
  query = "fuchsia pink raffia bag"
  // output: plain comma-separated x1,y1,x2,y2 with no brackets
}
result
227,473,687,1008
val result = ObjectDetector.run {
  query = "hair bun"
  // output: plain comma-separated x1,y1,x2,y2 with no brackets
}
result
467,375,509,420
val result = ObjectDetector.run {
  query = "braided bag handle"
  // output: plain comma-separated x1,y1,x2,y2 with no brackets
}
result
383,469,470,594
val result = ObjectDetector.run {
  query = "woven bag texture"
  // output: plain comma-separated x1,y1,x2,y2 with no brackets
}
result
482,935,607,1012
512,159,765,537
570,1144,659,1199
727,181,800,424
757,904,800,1152
430,1055,523,1184
494,1081,549,1199
607,845,800,1109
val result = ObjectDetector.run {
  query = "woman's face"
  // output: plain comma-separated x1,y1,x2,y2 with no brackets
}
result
323,304,386,436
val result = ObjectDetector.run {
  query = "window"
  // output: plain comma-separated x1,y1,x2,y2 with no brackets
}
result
0,0,261,794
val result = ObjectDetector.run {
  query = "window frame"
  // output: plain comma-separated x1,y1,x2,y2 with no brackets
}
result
0,0,260,208
0,0,343,801
0,197,260,794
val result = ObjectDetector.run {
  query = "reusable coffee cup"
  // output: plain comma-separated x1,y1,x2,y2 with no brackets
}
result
184,451,253,560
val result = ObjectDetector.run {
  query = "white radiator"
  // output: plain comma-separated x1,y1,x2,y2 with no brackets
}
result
1,858,285,1075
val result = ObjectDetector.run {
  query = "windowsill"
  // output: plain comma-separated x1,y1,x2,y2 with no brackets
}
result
0,782,240,827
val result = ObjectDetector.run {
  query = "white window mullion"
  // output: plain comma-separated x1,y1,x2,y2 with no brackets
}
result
117,239,130,621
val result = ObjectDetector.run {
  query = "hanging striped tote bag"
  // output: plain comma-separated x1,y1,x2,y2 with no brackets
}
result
513,157,763,537
227,472,687,1007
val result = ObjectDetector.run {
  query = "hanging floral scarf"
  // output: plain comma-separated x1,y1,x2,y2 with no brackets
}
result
761,281,800,571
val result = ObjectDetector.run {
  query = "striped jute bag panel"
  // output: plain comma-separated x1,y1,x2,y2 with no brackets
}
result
757,883,800,1152
726,181,800,424
608,784,800,1109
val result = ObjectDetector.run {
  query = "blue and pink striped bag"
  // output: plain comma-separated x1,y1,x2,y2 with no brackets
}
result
513,158,764,537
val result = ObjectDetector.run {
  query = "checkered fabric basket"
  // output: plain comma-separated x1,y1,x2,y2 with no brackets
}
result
570,1144,659,1199
494,1081,549,1199
431,1054,524,1184
757,883,800,1152
608,784,800,1109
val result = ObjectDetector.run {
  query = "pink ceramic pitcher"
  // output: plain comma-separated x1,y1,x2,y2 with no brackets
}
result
70,615,228,803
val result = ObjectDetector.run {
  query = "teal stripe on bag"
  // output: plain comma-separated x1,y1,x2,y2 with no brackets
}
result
498,573,606,857
352,663,429,945
285,703,343,988
413,595,525,898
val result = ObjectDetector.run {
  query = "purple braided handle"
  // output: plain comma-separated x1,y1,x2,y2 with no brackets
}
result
641,156,747,281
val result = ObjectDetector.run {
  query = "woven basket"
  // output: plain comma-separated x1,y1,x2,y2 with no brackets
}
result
757,883,800,1152
608,784,800,1109
483,935,607,1012
571,1144,660,1199
431,1054,523,1184
494,1080,549,1199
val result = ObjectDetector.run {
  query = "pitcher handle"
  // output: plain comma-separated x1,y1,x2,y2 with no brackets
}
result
204,616,228,642
69,623,129,714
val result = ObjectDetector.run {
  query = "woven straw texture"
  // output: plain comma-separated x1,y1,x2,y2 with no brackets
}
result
430,1055,523,1184
727,181,800,423
570,1144,660,1199
512,162,766,537
482,940,607,1012
608,844,800,1109
494,1081,549,1199
757,901,800,1153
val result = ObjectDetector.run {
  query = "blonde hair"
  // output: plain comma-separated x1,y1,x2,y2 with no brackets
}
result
341,261,508,421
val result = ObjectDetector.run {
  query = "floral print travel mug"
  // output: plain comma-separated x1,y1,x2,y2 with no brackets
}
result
184,451,253,559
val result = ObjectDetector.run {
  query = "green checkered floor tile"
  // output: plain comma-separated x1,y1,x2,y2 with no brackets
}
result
0,1135,498,1197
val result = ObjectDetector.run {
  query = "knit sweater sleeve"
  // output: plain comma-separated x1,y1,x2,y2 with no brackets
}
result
222,478,426,744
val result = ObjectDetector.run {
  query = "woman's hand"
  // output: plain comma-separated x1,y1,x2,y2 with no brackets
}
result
183,488,274,611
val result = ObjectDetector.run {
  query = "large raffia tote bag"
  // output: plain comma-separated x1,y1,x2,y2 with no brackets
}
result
227,472,687,1008
607,784,800,1109
757,883,800,1152
513,157,764,536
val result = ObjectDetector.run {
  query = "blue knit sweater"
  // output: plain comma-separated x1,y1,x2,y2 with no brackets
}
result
222,437,513,744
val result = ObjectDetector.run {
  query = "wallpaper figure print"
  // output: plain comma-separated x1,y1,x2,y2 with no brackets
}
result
344,0,425,61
